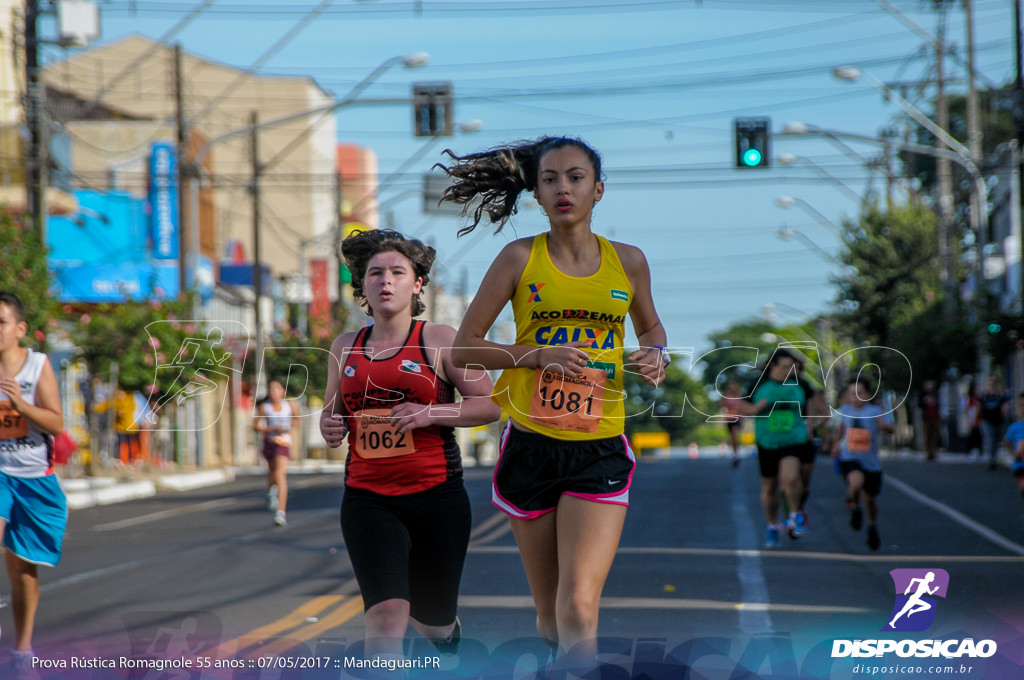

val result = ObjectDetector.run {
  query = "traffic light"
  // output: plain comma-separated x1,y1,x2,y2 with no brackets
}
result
413,82,453,137
987,322,1003,335
734,117,771,168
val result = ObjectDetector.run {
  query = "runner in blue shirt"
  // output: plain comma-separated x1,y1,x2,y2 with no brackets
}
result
1001,393,1024,515
833,377,894,551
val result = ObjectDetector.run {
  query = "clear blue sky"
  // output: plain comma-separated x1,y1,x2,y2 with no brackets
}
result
48,0,1017,362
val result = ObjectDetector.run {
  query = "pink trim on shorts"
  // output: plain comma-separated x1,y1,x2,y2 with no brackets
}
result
491,422,554,520
562,434,636,506
490,424,636,519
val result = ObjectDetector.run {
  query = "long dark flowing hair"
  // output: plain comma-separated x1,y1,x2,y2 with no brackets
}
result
436,136,603,236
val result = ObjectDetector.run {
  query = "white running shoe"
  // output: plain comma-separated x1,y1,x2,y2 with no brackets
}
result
274,510,287,527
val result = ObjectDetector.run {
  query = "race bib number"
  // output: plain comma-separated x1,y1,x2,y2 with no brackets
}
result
767,409,795,433
271,432,293,447
847,427,872,453
354,408,415,459
529,367,606,434
0,402,28,439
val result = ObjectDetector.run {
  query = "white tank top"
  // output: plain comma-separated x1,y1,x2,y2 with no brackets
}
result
263,401,292,441
0,349,53,477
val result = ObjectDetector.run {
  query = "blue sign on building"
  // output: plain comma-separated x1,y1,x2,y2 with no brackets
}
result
149,142,179,260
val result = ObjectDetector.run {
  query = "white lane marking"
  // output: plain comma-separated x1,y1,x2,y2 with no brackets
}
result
888,475,1024,557
456,595,870,614
93,498,240,531
46,508,342,593
468,510,508,541
732,466,773,634
91,477,331,531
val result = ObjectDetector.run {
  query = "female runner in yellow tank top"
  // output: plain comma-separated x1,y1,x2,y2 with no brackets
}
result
440,137,668,671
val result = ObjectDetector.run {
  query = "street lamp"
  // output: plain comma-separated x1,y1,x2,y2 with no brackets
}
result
191,52,430,170
776,153,870,212
296,117,483,336
777,226,848,269
832,66,973,163
781,121,988,294
775,195,844,239
186,51,429,366
785,119,992,372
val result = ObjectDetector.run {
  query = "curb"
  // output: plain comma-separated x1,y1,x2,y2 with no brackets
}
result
61,460,349,511
64,480,158,510
157,468,235,491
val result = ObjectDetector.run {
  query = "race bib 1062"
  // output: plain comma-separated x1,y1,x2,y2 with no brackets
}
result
353,408,416,459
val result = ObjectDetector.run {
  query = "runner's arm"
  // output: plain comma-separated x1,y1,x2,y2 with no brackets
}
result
390,324,501,434
615,243,668,387
452,240,591,376
320,332,356,447
0,357,63,436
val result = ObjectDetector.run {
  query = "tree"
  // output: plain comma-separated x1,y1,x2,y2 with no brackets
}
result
0,211,59,349
832,203,974,384
260,329,335,401
903,85,1019,189
69,295,229,398
700,317,840,392
622,363,711,445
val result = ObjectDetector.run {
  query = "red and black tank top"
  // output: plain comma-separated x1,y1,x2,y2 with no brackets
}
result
339,320,461,495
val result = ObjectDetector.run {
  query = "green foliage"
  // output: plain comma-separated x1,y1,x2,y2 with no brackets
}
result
832,202,975,383
69,295,228,396
701,317,837,390
0,211,59,350
904,86,1020,189
260,330,336,401
623,362,711,445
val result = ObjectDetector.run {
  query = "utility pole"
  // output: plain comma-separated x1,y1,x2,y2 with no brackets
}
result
964,0,982,165
1015,0,1024,315
174,43,189,297
935,6,956,314
334,173,343,324
249,111,263,378
24,0,45,242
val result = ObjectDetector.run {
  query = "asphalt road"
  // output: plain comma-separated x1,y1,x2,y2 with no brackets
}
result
6,451,1024,679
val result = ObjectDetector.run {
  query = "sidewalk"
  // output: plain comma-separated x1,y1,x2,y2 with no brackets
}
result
58,460,347,510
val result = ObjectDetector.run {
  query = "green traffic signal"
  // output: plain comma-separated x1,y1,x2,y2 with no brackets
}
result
733,116,771,169
987,323,1002,334
742,148,763,167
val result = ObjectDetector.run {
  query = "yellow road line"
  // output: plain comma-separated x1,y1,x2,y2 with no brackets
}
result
206,595,346,658
246,597,365,658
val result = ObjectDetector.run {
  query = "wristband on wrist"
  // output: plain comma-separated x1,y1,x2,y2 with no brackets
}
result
652,344,671,366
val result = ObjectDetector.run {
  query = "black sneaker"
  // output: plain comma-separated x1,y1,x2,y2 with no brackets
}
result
867,524,880,551
850,506,863,531
431,618,461,656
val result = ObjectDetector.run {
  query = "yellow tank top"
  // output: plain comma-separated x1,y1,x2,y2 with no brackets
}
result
493,233,633,440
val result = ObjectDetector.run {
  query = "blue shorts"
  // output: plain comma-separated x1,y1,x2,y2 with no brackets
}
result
1012,460,1024,481
0,473,68,567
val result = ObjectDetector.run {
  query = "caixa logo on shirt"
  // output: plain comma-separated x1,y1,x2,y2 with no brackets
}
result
832,568,998,660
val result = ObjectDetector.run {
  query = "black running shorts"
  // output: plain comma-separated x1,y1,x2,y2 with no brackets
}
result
492,422,636,519
839,460,884,497
756,442,808,478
